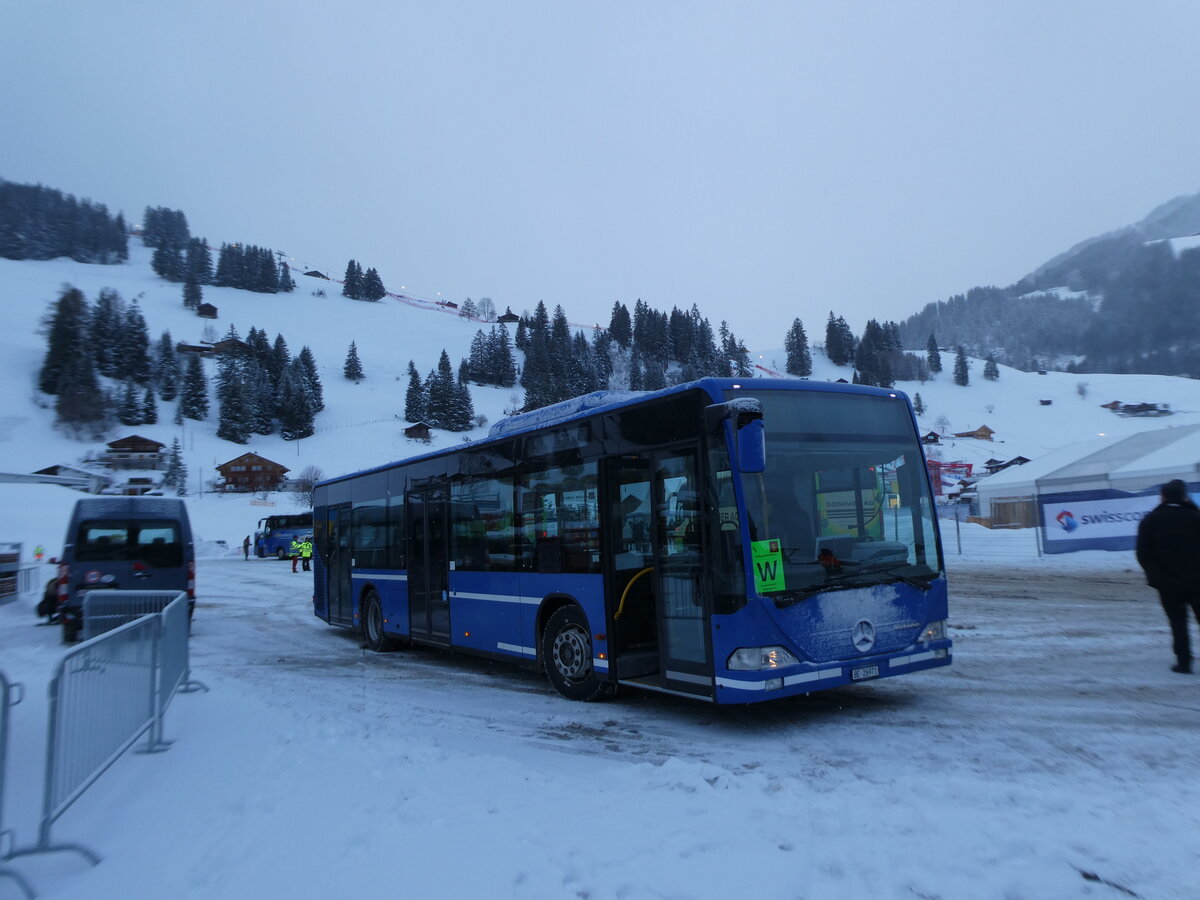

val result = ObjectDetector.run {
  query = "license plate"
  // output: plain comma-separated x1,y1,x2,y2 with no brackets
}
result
851,665,880,681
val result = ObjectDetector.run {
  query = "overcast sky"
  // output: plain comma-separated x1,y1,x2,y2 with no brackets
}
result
4,1,1199,349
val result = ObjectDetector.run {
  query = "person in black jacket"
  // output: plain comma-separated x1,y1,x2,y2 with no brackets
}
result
1136,479,1200,673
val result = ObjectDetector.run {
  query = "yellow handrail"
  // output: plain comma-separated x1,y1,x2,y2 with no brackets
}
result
614,566,655,620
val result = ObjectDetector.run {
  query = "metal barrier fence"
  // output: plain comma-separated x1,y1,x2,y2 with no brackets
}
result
0,543,41,605
82,590,186,641
1,670,35,899
4,592,206,890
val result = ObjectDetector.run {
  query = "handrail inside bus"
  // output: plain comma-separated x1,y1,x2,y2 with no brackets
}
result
614,567,655,620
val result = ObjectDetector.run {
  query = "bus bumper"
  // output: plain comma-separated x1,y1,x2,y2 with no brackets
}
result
713,639,952,702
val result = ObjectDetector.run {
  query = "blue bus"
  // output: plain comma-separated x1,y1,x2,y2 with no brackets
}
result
312,378,951,703
255,513,313,559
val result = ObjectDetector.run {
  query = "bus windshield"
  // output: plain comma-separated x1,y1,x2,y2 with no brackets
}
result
731,388,941,602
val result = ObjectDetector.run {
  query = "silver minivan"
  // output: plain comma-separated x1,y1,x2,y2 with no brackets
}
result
54,497,195,642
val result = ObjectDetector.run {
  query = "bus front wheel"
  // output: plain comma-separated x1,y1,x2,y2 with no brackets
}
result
276,547,287,560
361,589,393,652
542,606,611,702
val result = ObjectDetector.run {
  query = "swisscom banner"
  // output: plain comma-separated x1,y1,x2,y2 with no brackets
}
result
1039,484,1197,553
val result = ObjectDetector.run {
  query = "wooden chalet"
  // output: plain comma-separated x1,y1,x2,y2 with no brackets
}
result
952,424,995,441
102,435,165,470
304,270,329,279
215,452,290,493
497,307,521,324
404,422,433,442
176,341,215,355
211,338,248,356
197,302,218,319
921,431,941,445
983,456,1030,475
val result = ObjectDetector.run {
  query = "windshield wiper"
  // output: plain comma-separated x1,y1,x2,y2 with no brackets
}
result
819,560,935,591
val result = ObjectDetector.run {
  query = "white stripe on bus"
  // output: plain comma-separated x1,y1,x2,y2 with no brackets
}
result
888,650,938,669
496,642,536,657
351,573,408,582
454,591,539,605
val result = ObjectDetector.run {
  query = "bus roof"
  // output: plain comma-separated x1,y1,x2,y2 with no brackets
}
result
315,377,909,489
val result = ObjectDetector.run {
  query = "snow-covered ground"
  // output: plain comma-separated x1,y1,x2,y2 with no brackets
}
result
3,246,1200,898
3,547,1196,899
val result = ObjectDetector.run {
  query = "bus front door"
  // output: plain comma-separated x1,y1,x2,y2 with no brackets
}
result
608,449,711,698
407,489,451,644
326,503,353,626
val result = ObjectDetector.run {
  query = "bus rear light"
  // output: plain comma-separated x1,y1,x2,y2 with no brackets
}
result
728,646,799,670
187,559,195,600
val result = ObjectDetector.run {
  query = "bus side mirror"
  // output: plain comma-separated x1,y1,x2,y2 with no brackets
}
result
737,419,765,473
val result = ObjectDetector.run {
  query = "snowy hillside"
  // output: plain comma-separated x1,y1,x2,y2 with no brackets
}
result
3,244,1200,553
5,246,1200,900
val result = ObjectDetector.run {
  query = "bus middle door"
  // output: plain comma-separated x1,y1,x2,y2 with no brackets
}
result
608,448,711,698
323,503,353,626
407,488,451,644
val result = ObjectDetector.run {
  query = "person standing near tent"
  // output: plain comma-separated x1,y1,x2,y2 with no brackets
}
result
242,535,251,560
1136,479,1200,674
290,536,302,573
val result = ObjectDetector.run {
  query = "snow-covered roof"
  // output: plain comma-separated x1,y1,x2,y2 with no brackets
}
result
976,425,1200,510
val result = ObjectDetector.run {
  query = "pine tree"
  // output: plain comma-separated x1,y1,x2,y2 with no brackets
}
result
278,364,314,440
246,364,275,435
163,438,188,496
154,331,179,401
270,334,290,389
425,350,457,428
953,346,970,386
342,259,362,299
405,360,427,423
180,354,210,420
343,341,364,381
217,376,251,443
466,331,487,382
609,301,632,348
185,237,213,284
983,354,999,381
117,382,142,425
784,318,812,376
913,392,926,416
278,260,295,292
118,301,152,383
629,347,644,390
141,387,158,425
297,346,324,411
55,345,105,432
89,288,123,378
361,267,385,301
825,312,845,365
449,372,476,431
39,286,90,395
927,334,943,374
183,277,202,310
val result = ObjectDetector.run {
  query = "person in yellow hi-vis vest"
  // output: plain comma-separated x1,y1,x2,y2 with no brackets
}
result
301,536,313,572
290,537,302,573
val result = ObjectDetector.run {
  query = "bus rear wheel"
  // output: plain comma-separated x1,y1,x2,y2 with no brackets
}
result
276,547,287,560
542,606,611,702
361,589,393,652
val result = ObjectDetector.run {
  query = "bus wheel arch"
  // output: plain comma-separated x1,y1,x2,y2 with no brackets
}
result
539,601,611,702
360,585,393,652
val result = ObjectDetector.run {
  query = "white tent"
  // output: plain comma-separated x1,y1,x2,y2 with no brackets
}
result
1109,427,1200,492
975,424,1200,521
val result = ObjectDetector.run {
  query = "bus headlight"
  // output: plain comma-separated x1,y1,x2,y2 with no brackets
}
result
919,620,945,643
727,646,800,670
